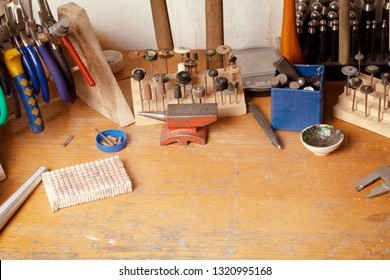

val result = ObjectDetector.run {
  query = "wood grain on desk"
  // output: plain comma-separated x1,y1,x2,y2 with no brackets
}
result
0,52,389,260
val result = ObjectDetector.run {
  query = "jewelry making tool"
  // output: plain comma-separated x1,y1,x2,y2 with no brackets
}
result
37,0,95,87
0,166,48,231
248,102,282,149
139,103,218,145
0,5,44,133
42,156,132,211
355,165,390,198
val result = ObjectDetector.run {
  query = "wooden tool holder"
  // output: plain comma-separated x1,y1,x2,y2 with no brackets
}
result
131,68,247,126
0,163,6,182
57,3,134,127
332,73,390,138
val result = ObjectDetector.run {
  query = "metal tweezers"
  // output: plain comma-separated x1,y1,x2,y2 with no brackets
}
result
354,166,390,198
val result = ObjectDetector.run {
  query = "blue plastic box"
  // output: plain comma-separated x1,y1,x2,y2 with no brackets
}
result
271,64,325,131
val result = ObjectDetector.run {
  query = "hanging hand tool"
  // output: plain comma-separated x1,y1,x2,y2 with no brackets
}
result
319,19,328,62
331,19,339,62
380,19,387,60
351,20,360,61
371,20,377,60
280,0,304,64
306,20,317,64
338,0,350,65
0,39,21,118
1,2,40,96
20,0,74,103
37,0,95,87
0,9,44,133
13,2,51,103
0,84,7,125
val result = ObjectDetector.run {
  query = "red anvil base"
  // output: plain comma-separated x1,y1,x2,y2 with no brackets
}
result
160,125,207,145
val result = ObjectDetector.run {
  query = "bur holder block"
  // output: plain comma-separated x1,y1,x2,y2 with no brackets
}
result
131,68,246,126
332,73,390,138
271,65,325,131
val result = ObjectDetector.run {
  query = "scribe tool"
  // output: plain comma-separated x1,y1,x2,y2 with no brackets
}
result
248,102,282,149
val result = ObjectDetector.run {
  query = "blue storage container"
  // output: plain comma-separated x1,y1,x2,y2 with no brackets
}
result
271,64,325,131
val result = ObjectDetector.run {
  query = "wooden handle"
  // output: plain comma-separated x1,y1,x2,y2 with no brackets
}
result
205,0,223,68
280,0,303,64
338,0,350,65
150,0,174,49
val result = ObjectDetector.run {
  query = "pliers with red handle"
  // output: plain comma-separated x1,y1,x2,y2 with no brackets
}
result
37,0,96,87
19,0,75,103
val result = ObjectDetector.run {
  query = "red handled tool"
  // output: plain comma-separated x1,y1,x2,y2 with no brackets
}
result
37,0,95,87
20,0,75,102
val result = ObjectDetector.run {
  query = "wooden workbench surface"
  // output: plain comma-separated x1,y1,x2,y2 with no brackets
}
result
0,51,389,260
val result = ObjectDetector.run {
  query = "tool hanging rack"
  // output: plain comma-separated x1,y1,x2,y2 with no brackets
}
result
0,1,134,131
296,0,390,81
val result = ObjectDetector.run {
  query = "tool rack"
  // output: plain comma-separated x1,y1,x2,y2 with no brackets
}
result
332,72,390,138
57,3,134,127
131,68,247,126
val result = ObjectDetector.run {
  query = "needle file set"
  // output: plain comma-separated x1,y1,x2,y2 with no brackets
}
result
41,156,132,211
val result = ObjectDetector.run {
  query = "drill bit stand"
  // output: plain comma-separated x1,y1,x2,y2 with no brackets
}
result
332,73,390,138
131,67,246,126
139,103,218,145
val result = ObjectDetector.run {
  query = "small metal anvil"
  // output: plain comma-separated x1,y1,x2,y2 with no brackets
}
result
139,103,218,145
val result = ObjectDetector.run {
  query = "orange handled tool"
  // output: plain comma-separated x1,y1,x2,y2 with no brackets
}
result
280,0,304,64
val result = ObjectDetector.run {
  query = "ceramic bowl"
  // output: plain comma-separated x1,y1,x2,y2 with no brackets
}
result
300,124,344,156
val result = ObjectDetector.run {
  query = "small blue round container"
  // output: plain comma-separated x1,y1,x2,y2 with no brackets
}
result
96,129,127,153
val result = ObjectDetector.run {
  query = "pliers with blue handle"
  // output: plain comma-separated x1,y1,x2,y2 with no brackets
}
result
2,3,41,97
14,3,51,103
4,2,51,104
0,6,44,133
37,0,95,87
20,0,75,103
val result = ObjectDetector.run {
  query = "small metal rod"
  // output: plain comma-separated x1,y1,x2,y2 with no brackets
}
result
378,94,382,121
352,89,357,111
154,87,158,110
95,128,115,146
204,72,208,95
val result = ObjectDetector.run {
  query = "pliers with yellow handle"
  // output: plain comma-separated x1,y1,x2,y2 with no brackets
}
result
0,7,44,133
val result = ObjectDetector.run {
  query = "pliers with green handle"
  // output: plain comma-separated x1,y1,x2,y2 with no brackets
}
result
0,84,7,126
